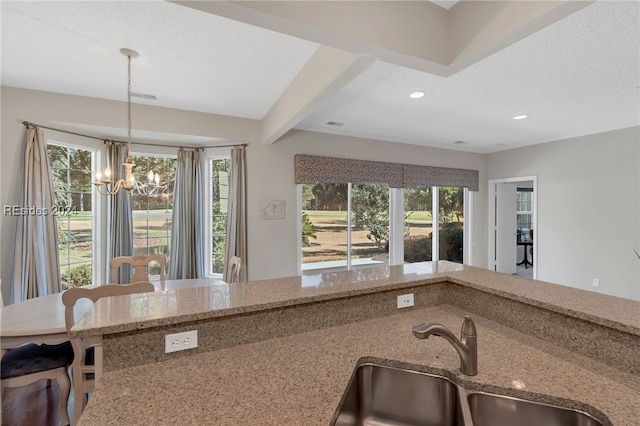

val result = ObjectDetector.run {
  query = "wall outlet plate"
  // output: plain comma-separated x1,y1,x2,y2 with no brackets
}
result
165,330,198,353
397,293,415,309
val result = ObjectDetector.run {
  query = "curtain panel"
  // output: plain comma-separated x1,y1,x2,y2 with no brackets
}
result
10,127,61,302
169,149,204,279
105,142,134,284
294,154,479,191
223,147,247,282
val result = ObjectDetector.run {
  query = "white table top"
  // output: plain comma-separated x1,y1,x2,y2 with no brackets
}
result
1,292,92,338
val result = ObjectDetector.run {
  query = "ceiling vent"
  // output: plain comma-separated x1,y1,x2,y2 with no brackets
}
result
130,92,157,100
326,121,345,127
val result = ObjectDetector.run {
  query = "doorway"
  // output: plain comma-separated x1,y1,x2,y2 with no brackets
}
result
488,176,537,279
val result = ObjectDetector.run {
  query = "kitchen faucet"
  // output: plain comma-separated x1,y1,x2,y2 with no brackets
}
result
412,316,477,376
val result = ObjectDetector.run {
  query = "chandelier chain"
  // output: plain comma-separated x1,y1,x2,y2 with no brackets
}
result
127,54,132,161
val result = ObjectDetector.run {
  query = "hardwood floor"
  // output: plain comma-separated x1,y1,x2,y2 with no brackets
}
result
1,379,75,426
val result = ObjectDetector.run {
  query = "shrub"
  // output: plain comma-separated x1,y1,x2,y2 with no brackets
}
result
439,223,463,263
301,212,317,247
403,224,463,264
404,235,432,262
61,264,92,289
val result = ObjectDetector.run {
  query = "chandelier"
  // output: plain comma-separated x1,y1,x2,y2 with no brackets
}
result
94,48,160,196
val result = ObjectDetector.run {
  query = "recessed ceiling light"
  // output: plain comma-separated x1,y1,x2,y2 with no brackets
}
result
409,91,425,99
513,114,529,120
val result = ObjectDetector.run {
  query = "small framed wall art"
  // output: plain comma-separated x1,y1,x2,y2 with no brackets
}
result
259,199,285,219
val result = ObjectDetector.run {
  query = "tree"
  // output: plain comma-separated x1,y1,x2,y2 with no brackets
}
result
439,187,464,223
310,182,347,210
405,187,432,212
351,184,389,248
301,212,317,247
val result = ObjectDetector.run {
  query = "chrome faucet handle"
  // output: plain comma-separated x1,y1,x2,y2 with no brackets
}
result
412,316,478,376
460,316,477,338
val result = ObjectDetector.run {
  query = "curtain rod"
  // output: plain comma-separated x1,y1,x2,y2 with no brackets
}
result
21,120,247,149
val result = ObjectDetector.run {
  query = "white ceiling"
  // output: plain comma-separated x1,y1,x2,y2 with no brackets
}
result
1,0,638,154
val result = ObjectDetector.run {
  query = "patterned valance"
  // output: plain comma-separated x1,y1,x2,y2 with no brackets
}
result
402,164,479,191
294,154,479,191
294,154,403,187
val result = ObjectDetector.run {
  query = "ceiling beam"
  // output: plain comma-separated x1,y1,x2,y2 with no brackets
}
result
172,1,592,77
261,46,376,145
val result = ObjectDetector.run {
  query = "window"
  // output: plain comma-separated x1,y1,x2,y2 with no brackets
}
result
210,158,230,275
402,186,465,264
47,143,94,289
403,187,433,263
301,182,389,271
130,154,177,275
438,186,464,263
300,183,467,272
516,188,533,241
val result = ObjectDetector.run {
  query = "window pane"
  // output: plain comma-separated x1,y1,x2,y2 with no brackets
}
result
69,170,92,192
48,144,94,289
69,148,91,171
211,159,230,274
351,184,389,266
404,187,433,263
438,187,464,263
130,154,176,270
70,192,92,212
301,183,348,269
47,145,69,169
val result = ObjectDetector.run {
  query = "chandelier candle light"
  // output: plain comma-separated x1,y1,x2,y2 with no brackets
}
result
94,48,159,196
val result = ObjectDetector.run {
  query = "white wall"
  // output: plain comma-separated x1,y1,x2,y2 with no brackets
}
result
1,87,487,300
487,126,640,300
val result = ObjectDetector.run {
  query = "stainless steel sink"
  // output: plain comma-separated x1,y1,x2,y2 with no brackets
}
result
332,362,608,426
467,392,604,426
332,363,465,426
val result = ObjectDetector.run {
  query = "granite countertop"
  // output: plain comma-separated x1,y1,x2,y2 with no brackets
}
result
72,262,640,338
78,305,640,425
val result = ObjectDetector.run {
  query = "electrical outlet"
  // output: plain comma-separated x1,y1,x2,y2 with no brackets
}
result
165,330,198,353
593,278,600,287
397,293,414,309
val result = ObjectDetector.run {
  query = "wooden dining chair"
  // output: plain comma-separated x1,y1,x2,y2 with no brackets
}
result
62,282,155,425
1,285,73,426
226,256,242,283
110,254,167,284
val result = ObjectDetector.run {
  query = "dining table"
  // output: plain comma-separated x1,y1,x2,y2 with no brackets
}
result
0,277,226,357
517,239,534,269
1,291,93,356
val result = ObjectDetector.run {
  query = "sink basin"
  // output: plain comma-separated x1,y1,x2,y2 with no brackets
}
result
332,363,465,426
467,392,604,426
332,361,609,426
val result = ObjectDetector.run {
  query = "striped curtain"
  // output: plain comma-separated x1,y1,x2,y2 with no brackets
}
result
11,127,61,302
106,142,134,284
168,148,204,279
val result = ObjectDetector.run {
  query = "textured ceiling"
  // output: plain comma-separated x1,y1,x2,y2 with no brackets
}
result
1,0,638,153
1,0,319,119
297,1,640,152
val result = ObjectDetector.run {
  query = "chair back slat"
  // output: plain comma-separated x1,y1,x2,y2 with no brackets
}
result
62,281,155,330
227,256,242,283
110,254,167,284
